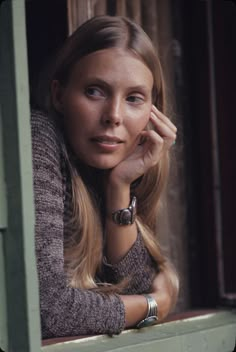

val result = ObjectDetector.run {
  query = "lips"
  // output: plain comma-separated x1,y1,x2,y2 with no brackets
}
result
91,135,123,144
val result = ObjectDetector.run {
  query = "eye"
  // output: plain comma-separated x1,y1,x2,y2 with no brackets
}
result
126,95,144,104
85,86,105,98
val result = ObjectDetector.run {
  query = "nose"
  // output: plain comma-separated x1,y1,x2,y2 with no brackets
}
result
101,97,123,127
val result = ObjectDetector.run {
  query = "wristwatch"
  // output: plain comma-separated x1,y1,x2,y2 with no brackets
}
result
112,196,137,225
136,294,158,329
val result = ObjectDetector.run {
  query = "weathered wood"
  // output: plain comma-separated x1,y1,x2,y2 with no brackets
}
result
126,0,141,25
41,311,236,352
68,0,105,34
141,0,158,48
116,0,127,17
94,0,107,16
0,0,41,351
67,0,90,34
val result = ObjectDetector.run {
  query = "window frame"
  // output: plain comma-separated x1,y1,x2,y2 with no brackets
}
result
0,2,235,352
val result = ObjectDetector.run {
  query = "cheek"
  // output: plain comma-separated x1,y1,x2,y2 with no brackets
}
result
63,93,82,118
63,96,94,130
127,111,150,138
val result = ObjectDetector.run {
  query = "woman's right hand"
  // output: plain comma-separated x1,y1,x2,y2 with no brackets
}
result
107,105,177,188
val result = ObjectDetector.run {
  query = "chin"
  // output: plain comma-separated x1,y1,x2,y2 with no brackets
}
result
86,157,121,170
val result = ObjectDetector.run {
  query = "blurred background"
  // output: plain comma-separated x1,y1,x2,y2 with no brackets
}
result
25,0,236,313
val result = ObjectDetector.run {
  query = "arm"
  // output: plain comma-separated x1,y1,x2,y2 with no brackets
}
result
31,110,158,337
102,230,157,294
102,182,157,294
104,106,177,261
121,268,177,326
32,111,126,337
103,106,177,294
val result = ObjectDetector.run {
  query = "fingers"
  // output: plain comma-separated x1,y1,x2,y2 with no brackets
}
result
150,113,176,149
132,106,176,171
140,130,164,151
150,105,177,149
151,105,177,133
150,112,176,140
139,130,164,167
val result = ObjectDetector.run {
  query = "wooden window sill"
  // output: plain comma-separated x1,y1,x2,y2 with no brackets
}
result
41,310,236,351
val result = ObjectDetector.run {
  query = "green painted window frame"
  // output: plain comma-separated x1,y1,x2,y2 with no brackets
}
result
0,1,41,351
0,1,235,352
41,311,236,352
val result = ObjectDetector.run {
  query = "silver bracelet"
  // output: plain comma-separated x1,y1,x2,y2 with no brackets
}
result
136,294,158,329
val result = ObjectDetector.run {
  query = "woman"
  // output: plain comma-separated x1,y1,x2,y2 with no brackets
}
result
32,15,179,339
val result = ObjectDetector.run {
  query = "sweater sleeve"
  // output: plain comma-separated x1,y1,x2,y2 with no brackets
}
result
31,110,125,339
102,231,157,294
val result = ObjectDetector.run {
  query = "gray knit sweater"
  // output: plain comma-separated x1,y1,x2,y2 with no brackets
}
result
31,110,156,339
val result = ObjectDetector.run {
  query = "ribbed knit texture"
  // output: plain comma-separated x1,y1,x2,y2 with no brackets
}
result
31,110,156,338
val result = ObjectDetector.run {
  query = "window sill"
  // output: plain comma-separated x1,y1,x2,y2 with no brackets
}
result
42,310,236,351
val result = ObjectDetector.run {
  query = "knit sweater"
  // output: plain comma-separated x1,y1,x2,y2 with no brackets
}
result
31,109,156,339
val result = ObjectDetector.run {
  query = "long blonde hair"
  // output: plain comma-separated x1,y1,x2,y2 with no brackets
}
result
40,16,178,300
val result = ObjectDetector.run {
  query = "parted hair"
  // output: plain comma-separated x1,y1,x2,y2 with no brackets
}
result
40,15,178,304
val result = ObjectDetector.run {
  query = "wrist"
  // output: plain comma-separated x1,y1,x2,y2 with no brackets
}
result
120,294,148,328
111,196,137,226
150,291,171,321
136,294,158,329
105,182,131,215
107,171,131,189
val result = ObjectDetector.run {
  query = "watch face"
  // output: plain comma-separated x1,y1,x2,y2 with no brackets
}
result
120,209,132,224
112,196,137,225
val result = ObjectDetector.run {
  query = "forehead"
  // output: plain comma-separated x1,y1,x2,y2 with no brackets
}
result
70,48,154,89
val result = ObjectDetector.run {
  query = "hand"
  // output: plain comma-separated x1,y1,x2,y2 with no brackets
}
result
150,265,179,321
108,105,177,186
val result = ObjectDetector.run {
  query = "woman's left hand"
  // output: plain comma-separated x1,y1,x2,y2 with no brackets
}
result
150,266,179,321
109,105,177,186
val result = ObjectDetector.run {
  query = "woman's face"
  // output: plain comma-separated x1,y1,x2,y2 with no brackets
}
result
53,48,154,169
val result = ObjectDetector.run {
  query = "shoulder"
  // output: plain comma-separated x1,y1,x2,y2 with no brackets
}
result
31,109,59,139
31,109,63,157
